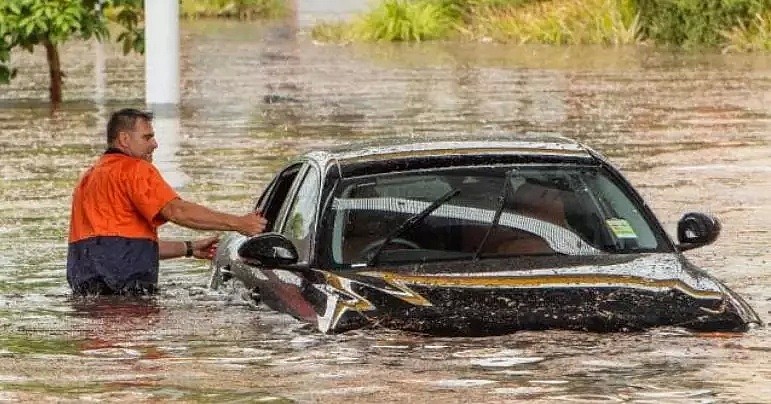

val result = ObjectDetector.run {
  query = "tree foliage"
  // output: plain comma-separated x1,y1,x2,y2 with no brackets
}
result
0,0,144,101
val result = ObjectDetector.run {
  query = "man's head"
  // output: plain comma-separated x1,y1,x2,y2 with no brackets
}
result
511,181,567,226
106,108,157,162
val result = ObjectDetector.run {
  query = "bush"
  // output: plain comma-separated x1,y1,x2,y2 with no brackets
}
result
310,0,771,49
467,0,641,45
353,0,455,42
633,0,771,47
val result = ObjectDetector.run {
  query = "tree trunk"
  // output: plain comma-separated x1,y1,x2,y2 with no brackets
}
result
43,39,62,105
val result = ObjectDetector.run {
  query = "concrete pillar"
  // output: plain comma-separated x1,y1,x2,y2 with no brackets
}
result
145,0,179,106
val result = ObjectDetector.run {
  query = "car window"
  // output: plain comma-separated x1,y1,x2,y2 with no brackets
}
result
279,165,321,262
577,172,659,251
257,164,303,232
323,165,668,266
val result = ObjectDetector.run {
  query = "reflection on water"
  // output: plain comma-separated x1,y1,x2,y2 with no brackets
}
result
93,41,107,112
0,15,769,403
150,106,189,189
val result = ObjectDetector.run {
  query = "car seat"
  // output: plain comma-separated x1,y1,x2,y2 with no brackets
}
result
492,181,568,255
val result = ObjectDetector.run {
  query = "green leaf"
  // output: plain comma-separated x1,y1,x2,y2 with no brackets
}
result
8,2,22,15
36,18,47,33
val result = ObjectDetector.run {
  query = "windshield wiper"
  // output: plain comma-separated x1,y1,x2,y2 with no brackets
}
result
473,170,514,260
366,188,461,266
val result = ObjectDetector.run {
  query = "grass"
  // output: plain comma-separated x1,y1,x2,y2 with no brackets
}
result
355,0,455,41
179,0,287,20
311,21,355,43
465,0,641,45
313,0,456,42
103,0,287,23
722,12,771,52
312,0,643,46
179,0,770,51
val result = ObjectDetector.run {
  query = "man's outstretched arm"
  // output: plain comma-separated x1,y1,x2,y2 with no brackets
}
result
160,198,267,236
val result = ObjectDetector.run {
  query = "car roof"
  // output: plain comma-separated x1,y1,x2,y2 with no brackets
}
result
301,133,596,173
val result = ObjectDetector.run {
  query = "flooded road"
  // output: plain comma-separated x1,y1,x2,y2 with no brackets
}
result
1,17,770,403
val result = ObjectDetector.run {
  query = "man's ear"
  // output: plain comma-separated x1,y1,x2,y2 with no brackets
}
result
115,131,130,148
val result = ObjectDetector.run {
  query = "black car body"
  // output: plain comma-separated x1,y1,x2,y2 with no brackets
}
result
210,136,761,335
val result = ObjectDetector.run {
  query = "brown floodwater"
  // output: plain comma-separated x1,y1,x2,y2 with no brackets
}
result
0,17,769,403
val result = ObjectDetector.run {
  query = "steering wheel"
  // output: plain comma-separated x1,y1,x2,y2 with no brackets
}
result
360,237,422,260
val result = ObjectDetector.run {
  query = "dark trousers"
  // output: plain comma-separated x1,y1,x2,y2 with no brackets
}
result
67,236,160,296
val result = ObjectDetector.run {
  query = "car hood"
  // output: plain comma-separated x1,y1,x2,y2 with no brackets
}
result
349,253,724,296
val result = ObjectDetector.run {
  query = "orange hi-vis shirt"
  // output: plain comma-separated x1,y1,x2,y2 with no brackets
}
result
68,151,179,243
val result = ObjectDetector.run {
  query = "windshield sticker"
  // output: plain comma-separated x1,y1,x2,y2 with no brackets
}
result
606,218,637,239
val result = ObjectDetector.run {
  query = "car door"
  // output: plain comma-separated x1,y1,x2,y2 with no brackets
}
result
255,162,323,322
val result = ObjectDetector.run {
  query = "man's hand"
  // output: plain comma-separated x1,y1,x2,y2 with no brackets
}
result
192,236,219,259
236,211,268,236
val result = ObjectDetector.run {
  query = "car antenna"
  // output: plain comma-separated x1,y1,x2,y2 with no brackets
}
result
473,169,515,260
367,188,461,266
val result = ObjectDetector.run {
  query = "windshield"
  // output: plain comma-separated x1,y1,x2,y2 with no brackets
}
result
323,165,669,266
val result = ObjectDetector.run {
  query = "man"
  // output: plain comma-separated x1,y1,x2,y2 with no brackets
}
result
67,108,267,295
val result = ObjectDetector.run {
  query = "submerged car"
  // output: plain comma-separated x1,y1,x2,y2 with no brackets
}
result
210,136,761,335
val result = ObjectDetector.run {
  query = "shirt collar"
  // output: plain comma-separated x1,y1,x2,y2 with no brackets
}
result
104,147,129,156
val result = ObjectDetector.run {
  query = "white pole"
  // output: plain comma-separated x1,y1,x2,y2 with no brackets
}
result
145,0,179,106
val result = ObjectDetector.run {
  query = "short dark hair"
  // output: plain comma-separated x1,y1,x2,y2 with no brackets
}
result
106,108,154,146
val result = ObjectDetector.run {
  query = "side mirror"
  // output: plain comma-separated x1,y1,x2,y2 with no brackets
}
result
238,233,299,267
677,212,721,252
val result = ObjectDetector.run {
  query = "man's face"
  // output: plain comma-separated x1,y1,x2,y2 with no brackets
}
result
118,119,157,162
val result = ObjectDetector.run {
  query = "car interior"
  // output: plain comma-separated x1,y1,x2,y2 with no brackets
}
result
335,172,584,263
328,165,664,265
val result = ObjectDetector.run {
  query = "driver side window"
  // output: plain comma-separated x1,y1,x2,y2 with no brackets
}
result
257,164,303,232
280,166,321,262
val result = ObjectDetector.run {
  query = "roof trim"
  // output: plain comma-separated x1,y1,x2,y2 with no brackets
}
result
334,141,590,164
